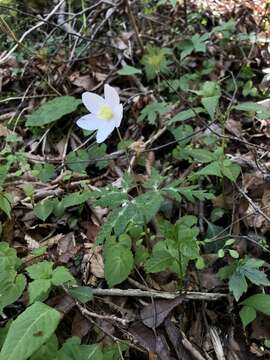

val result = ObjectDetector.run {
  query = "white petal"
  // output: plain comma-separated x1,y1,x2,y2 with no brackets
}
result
104,84,120,107
96,121,115,143
82,92,106,114
77,114,104,131
112,104,123,128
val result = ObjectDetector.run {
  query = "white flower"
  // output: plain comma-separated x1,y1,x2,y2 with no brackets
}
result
76,84,123,143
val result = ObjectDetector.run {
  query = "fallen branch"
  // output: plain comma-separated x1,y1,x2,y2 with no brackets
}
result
92,288,226,301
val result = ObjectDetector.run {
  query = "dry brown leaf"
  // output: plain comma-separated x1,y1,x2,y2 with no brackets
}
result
0,124,12,137
72,310,92,338
140,297,183,329
81,244,104,284
57,232,80,263
69,72,95,91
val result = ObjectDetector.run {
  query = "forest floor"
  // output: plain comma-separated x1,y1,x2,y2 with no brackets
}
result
1,0,270,359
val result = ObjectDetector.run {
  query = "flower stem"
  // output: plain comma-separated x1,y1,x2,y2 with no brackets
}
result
116,128,130,168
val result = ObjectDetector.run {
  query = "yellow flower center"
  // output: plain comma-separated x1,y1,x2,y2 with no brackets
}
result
98,105,113,120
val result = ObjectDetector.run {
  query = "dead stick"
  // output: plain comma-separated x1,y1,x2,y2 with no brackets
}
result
91,288,226,300
125,0,144,53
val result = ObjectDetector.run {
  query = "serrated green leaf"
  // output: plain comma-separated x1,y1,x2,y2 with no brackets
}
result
0,302,61,360
104,244,134,287
26,96,81,127
239,305,256,328
139,102,169,125
170,124,193,146
62,191,92,208
68,286,93,304
93,188,128,208
118,65,142,75
135,191,163,222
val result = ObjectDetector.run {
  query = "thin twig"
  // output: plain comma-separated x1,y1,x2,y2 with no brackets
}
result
235,183,270,224
125,0,144,53
77,303,130,326
0,0,65,63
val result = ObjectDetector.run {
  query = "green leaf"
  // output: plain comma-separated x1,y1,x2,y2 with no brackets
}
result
26,96,81,127
242,268,270,286
51,267,75,286
178,40,193,60
145,239,178,273
135,191,163,222
239,306,256,328
118,65,142,75
68,286,93,304
218,249,225,258
0,322,11,350
65,150,89,173
241,294,270,316
30,335,58,360
221,160,241,182
141,46,171,80
33,164,55,182
201,95,220,120
33,199,55,221
93,187,128,208
229,272,248,301
170,124,193,146
0,165,9,188
234,102,268,113
27,261,54,280
139,102,169,125
28,279,51,304
189,149,215,163
55,338,103,360
0,302,61,360
210,208,225,222
0,274,26,313
62,191,92,208
169,107,204,124
0,193,12,217
104,244,134,287
229,249,239,259
145,248,175,273
196,161,222,177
